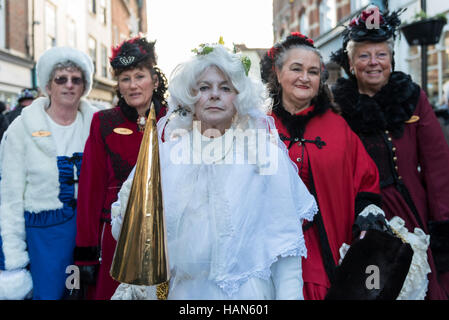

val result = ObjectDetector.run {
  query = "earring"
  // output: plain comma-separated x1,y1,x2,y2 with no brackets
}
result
350,69,355,75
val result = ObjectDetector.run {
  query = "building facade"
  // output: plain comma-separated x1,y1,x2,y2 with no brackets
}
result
389,0,449,107
0,0,34,110
0,0,148,110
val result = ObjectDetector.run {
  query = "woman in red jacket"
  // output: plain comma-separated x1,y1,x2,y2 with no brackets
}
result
260,32,385,299
74,36,167,300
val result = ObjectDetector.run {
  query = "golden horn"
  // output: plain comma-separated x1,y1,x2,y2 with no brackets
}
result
110,104,170,286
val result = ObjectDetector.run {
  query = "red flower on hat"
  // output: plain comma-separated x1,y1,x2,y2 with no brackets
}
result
109,36,147,62
291,32,306,38
110,44,121,62
350,17,360,26
268,47,278,60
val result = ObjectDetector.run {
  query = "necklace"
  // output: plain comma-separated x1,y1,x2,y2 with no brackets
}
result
137,102,155,132
137,115,146,132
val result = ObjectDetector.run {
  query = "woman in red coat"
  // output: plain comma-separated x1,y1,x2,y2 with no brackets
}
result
260,32,385,299
331,6,449,299
74,36,167,300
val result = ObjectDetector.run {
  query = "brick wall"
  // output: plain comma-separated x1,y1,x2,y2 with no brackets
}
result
336,0,350,22
111,0,130,45
111,0,147,45
5,0,29,55
274,0,352,41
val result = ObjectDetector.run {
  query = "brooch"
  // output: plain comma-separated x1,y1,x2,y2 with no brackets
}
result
113,128,133,135
405,115,420,123
32,130,51,137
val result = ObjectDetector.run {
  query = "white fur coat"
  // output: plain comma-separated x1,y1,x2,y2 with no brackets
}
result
0,97,95,299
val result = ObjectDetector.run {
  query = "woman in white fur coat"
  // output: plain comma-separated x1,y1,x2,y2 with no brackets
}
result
0,47,96,300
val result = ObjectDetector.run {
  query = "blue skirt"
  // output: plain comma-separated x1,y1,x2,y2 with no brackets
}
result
25,205,76,300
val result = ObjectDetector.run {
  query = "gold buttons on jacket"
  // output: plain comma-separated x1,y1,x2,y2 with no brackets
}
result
386,131,400,179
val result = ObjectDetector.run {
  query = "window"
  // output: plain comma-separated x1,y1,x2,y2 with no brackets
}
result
350,0,369,12
0,0,5,48
67,19,76,48
299,10,309,35
99,0,107,25
89,0,96,14
319,0,336,34
88,36,97,75
45,1,57,49
101,45,108,78
409,31,449,107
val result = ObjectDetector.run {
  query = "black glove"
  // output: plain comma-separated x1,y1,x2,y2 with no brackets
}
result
353,211,393,239
65,264,99,300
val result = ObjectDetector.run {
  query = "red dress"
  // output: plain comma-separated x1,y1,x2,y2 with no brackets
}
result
272,107,380,300
75,105,166,300
382,92,449,299
333,73,449,299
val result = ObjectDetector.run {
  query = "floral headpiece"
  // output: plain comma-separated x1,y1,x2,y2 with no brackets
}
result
260,32,316,84
191,37,252,76
331,5,404,76
110,35,157,70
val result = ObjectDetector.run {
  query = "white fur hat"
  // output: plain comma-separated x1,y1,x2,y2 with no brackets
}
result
36,46,94,97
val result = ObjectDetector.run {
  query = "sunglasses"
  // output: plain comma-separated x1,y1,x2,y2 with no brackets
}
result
53,76,84,86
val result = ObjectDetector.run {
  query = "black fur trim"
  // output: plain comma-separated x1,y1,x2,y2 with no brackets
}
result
325,229,413,300
332,72,420,138
74,246,100,262
273,94,333,139
355,192,382,216
428,220,449,273
119,96,166,123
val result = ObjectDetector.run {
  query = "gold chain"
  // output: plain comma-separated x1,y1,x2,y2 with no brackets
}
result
156,281,169,300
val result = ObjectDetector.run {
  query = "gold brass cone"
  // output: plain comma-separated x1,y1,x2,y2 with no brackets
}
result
110,105,170,286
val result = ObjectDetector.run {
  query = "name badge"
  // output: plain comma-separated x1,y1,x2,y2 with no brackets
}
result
113,127,133,135
405,115,420,124
32,130,51,137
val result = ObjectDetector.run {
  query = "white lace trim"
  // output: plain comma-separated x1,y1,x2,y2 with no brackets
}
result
358,204,385,218
111,283,151,300
216,237,308,297
389,216,431,300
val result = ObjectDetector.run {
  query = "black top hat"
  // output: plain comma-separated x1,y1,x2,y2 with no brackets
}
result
331,6,404,77
110,36,157,71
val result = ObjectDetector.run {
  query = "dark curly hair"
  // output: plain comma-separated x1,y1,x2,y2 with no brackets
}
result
260,32,332,115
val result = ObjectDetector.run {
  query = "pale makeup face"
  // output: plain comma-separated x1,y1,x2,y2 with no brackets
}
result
276,48,321,114
193,66,237,136
46,68,84,108
118,67,158,113
349,41,392,96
